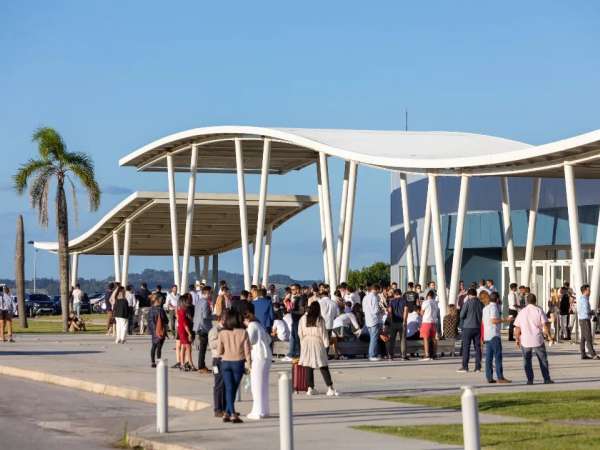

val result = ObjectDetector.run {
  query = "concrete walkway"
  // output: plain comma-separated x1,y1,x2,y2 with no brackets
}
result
1,334,598,449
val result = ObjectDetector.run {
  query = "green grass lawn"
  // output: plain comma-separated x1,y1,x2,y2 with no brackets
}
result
356,423,600,450
382,390,600,420
354,390,600,449
10,316,105,334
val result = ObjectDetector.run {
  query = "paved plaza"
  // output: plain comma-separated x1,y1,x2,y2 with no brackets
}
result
2,333,599,449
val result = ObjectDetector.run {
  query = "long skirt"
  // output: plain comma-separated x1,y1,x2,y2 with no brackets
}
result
249,357,271,418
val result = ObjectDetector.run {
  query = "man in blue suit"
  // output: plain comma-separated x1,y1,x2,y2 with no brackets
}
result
252,287,274,333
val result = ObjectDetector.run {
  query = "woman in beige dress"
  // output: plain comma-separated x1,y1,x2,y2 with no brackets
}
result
299,302,339,396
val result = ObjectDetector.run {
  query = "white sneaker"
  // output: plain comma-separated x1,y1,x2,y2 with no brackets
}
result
306,387,317,396
246,413,261,420
326,387,339,397
281,356,293,362
369,357,382,362
421,357,432,361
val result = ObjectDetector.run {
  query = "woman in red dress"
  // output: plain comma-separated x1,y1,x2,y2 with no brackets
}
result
177,293,195,371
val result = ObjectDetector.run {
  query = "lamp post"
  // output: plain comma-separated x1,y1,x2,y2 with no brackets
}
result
27,241,37,293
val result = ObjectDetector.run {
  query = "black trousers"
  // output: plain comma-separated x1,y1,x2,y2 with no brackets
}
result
580,319,596,357
127,307,135,334
212,357,226,413
508,309,518,340
197,331,209,369
151,338,165,364
306,366,333,388
387,322,406,358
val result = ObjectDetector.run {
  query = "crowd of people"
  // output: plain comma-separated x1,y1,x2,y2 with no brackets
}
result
6,273,599,421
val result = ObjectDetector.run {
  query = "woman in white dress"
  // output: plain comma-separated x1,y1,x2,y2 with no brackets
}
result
244,306,272,419
299,302,339,396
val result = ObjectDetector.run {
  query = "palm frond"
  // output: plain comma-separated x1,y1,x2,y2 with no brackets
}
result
32,127,66,160
13,159,53,194
65,175,79,226
64,151,101,211
29,167,54,227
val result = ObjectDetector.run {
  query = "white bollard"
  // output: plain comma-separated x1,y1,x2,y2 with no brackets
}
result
461,386,480,450
279,371,294,450
157,359,168,433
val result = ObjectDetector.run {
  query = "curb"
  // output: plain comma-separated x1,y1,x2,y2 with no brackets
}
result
0,364,210,412
127,433,199,450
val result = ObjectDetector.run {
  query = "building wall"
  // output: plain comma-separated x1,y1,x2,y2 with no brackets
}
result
390,173,600,285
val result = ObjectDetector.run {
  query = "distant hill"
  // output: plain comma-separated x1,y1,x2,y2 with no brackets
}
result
0,269,319,296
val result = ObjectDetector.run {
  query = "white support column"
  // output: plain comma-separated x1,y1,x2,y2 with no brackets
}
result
121,220,132,287
340,161,358,283
318,153,337,287
399,172,415,284
180,144,198,292
203,255,209,282
336,161,350,275
194,256,201,283
212,254,219,292
521,178,541,287
448,175,470,305
70,252,79,288
500,177,517,285
317,167,329,284
166,154,181,290
235,138,251,289
590,212,600,311
112,231,121,283
428,174,448,320
262,224,273,287
418,187,432,288
564,163,584,290
252,139,271,286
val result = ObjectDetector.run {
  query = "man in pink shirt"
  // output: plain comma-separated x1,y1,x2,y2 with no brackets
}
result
514,293,553,385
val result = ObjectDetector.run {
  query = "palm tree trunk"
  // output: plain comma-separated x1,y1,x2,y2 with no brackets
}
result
56,179,70,332
16,214,27,328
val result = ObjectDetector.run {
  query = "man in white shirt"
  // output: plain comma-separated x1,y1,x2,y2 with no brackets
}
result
362,284,383,362
72,284,84,318
482,292,512,383
271,310,290,342
476,279,490,297
507,283,520,341
339,282,360,306
165,285,179,335
268,284,279,304
0,286,15,342
318,290,339,333
419,291,439,361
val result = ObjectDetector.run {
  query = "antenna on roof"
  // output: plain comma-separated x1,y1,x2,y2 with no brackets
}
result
405,109,408,131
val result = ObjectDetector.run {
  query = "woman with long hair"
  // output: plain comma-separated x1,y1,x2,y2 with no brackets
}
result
217,311,251,423
243,304,272,419
299,302,338,396
177,293,195,371
148,294,168,367
112,285,129,344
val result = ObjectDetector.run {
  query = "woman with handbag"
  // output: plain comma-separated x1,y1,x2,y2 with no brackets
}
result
148,294,168,368
243,304,272,419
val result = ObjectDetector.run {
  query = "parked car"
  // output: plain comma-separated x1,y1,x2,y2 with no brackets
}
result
89,292,107,313
24,293,56,317
54,293,91,314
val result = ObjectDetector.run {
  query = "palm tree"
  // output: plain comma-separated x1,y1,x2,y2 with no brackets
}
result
14,127,101,331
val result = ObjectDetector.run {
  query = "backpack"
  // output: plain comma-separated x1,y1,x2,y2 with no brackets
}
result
155,312,165,338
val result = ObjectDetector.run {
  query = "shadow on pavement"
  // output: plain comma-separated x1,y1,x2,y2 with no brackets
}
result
0,350,104,356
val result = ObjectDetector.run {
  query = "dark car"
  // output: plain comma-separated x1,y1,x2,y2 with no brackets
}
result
25,293,56,317
52,293,91,315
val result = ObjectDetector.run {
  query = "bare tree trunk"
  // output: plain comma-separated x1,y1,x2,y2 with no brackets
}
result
16,214,27,328
56,179,70,332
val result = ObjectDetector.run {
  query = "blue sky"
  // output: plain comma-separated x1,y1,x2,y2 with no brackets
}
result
1,1,599,280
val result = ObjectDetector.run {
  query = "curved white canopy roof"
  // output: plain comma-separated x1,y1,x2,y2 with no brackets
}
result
119,126,600,177
34,192,317,256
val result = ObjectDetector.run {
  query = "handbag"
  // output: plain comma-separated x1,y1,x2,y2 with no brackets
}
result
156,313,165,338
